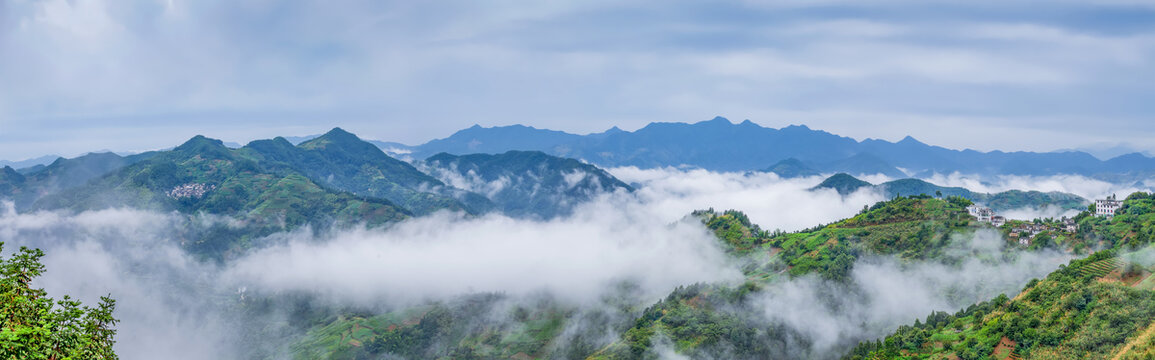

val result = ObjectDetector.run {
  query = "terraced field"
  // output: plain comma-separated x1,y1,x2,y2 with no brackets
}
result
1079,258,1123,278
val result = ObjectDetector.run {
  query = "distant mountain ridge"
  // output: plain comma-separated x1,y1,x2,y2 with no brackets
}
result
420,150,633,219
0,155,61,169
0,129,641,260
1,128,633,222
811,173,1088,212
386,117,1155,179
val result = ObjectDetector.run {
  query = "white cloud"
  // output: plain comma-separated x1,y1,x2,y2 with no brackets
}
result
0,207,233,360
999,205,1081,221
609,167,887,231
756,229,1073,357
0,168,1111,358
923,172,1151,200
3,1,1155,160
225,210,742,304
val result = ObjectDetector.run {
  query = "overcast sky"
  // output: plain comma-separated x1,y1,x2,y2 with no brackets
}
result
2,0,1154,160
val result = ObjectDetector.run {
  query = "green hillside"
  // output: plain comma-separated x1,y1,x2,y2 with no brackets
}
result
847,192,1155,360
813,172,874,195
31,136,409,260
585,195,984,359
844,250,1155,360
240,128,489,216
278,193,1153,360
283,195,999,359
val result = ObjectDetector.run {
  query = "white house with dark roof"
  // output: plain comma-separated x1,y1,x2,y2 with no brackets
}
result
1096,194,1122,217
967,204,995,223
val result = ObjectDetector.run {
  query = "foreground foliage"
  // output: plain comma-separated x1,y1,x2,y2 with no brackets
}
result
0,243,118,359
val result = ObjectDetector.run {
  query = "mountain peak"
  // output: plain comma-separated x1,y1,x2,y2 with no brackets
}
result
763,158,819,178
0,165,24,184
300,127,370,150
898,135,925,145
322,127,358,139
172,135,232,160
782,124,811,131
590,125,625,138
244,136,297,152
703,116,731,124
1110,152,1149,160
270,136,295,146
812,173,873,195
175,135,226,151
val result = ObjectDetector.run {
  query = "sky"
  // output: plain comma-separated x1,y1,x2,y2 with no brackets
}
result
2,0,1154,160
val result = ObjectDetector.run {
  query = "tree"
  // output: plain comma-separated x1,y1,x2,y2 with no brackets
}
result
0,242,119,359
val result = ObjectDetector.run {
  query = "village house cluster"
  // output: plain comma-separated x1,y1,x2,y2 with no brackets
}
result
1008,217,1078,245
968,195,1124,247
167,183,216,199
967,204,1006,227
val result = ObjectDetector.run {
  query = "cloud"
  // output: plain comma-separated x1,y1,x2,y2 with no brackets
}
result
999,205,1082,221
922,172,1152,200
0,207,235,360
224,210,742,305
4,0,1155,160
608,167,887,232
0,168,1113,359
754,229,1074,358
0,167,890,358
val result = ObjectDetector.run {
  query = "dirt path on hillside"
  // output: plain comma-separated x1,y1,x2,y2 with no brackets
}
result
1111,320,1155,360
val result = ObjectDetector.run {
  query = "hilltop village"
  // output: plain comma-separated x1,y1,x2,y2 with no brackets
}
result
969,194,1125,247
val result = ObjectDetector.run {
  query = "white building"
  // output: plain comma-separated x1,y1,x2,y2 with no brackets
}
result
991,216,1006,227
967,205,995,223
1096,194,1122,217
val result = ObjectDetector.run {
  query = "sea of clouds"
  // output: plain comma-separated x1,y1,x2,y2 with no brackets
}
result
0,168,1140,359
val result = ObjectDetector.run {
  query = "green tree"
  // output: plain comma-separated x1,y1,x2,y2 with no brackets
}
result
0,243,119,359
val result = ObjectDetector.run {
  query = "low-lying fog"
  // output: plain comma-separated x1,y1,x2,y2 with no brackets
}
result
0,169,1129,359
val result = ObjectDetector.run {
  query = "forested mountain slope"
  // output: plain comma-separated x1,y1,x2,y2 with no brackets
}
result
30,136,409,259
240,128,490,215
286,195,1017,359
421,150,633,218
848,192,1155,360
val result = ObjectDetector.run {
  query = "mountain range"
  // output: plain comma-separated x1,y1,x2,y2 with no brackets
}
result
379,117,1155,180
7,117,1152,181
420,151,632,219
5,124,1155,360
0,128,633,259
